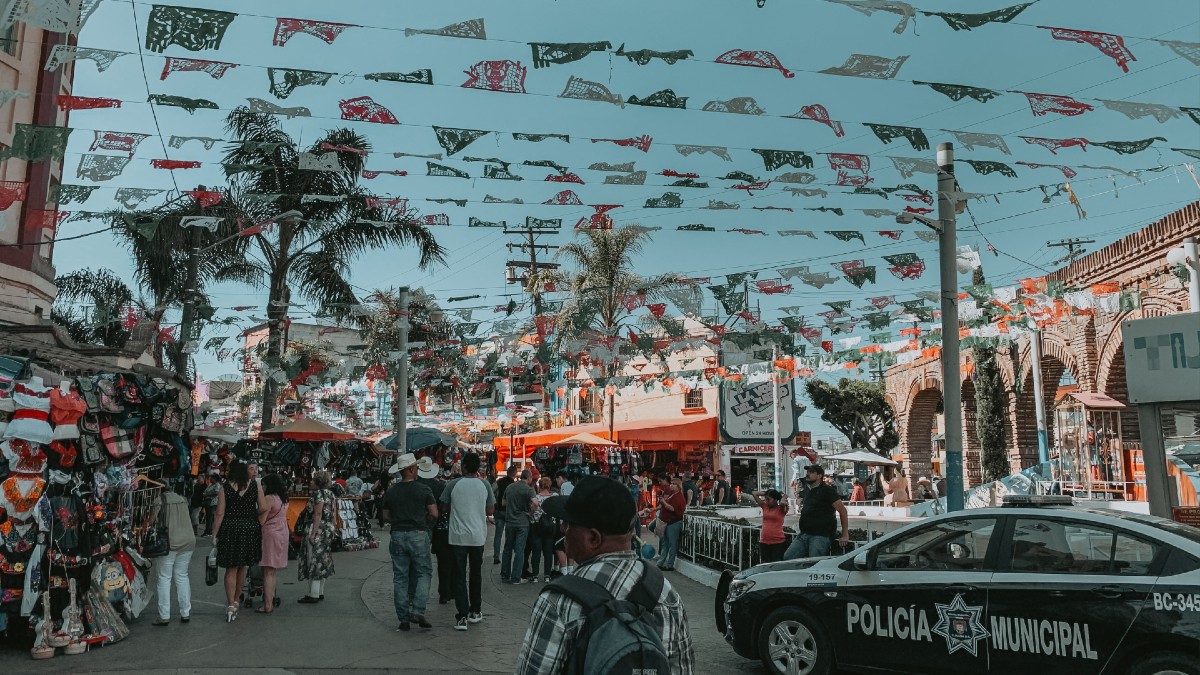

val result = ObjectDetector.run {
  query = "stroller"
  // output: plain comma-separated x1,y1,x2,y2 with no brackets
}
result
239,566,281,609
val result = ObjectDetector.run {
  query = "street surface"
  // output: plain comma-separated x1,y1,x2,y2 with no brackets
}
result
0,526,764,674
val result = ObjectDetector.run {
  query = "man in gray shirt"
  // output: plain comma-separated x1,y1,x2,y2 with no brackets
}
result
500,470,536,584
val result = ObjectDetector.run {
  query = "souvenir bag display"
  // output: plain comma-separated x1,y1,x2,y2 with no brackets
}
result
92,558,129,604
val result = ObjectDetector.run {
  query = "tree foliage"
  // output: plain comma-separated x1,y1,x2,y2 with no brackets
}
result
51,268,136,349
975,344,1010,482
805,378,899,452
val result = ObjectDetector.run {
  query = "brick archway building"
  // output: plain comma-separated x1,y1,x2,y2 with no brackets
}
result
885,202,1199,485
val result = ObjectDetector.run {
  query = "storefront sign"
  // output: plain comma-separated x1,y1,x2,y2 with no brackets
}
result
719,379,798,441
726,443,805,456
1173,506,1200,529
1123,313,1200,404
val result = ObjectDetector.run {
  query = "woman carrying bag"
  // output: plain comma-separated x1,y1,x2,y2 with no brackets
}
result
211,462,263,622
152,488,197,625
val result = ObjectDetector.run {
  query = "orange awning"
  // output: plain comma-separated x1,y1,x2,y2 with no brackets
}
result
493,422,609,451
612,416,717,443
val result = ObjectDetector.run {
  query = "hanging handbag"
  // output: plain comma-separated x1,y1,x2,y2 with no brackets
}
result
205,549,218,586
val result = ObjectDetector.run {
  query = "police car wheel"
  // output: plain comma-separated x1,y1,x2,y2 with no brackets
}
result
1127,652,1200,675
757,606,832,675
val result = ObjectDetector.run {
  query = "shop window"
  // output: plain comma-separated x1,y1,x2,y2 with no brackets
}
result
684,388,704,409
0,23,16,56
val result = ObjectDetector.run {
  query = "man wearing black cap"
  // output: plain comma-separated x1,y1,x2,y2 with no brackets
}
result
783,465,849,560
513,477,695,675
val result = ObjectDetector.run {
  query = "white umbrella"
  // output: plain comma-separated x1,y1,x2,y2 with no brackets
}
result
825,450,899,466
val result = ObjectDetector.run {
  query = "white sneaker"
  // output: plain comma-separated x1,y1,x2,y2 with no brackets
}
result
467,612,483,624
455,617,468,631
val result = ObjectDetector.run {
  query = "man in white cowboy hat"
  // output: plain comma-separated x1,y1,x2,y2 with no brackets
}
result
414,456,454,605
382,453,437,631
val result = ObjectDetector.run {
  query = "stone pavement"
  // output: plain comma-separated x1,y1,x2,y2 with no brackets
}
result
0,526,766,674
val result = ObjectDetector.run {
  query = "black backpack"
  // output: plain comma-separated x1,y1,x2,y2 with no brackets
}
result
542,562,672,675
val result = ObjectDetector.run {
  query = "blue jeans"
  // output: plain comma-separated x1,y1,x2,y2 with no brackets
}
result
500,524,529,581
784,533,831,560
492,515,507,561
657,520,682,568
390,530,432,622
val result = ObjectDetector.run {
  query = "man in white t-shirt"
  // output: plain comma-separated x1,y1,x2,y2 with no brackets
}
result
554,471,573,497
440,453,495,631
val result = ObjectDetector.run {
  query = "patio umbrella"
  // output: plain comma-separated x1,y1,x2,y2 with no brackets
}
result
549,432,617,447
258,417,355,441
378,427,457,453
825,450,899,466
191,427,242,444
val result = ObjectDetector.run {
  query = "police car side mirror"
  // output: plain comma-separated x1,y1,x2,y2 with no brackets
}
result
853,551,870,571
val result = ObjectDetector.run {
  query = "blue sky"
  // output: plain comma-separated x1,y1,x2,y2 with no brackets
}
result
50,0,1200,442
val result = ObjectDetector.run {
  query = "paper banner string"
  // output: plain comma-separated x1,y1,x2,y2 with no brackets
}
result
145,5,237,53
514,132,569,143
3,0,101,35
297,152,341,172
149,93,218,113
922,2,1036,31
644,192,683,208
1184,108,1200,126
715,49,794,78
1015,161,1078,179
529,41,611,69
0,88,28,110
77,154,130,181
161,57,237,81
427,162,469,179
1156,39,1200,66
57,94,120,112
468,217,504,228
821,53,908,79
151,159,200,170
948,130,1011,154
604,171,646,185
560,75,623,107
114,187,164,209
628,89,688,109
169,135,222,150
433,127,490,156
0,123,72,161
786,187,828,198
1020,91,1095,117
544,190,583,205
864,123,930,151
273,17,354,47
462,60,527,93
404,18,486,40
365,70,434,86
180,216,223,232
753,149,814,171
889,156,937,178
0,180,27,210
590,161,635,172
962,159,1019,178
703,97,765,115
45,45,124,72
1021,136,1088,154
883,253,926,280
428,197,467,206
592,135,652,152
616,44,694,65
90,130,149,155
53,184,98,204
913,81,1002,103
1092,137,1166,154
676,145,731,161
792,104,845,136
1041,26,1136,72
1097,99,1181,123
187,189,222,207
339,96,399,124
825,0,917,34
267,68,333,99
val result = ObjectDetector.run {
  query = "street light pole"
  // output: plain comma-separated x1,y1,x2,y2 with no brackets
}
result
936,142,964,512
394,287,410,456
1029,328,1050,465
1167,237,1200,313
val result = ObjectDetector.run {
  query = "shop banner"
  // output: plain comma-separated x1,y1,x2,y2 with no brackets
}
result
719,379,799,442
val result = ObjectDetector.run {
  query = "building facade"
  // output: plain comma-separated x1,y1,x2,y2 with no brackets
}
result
0,21,75,325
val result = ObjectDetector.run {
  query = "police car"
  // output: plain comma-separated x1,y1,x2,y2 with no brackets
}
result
716,496,1200,675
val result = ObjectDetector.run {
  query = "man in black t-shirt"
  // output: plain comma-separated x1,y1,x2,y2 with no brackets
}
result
783,465,849,560
492,465,518,564
714,470,733,506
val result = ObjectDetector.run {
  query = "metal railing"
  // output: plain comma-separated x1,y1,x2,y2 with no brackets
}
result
1031,480,1144,501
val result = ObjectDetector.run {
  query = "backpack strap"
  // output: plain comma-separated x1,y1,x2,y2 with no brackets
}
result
543,560,664,614
625,560,664,613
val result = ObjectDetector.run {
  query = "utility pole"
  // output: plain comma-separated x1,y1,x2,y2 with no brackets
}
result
772,344,783,493
394,287,410,456
1047,238,1095,266
1029,328,1050,465
178,185,205,379
937,143,965,512
505,224,559,406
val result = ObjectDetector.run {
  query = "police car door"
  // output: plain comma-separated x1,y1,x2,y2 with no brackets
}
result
987,516,1157,675
839,516,1000,674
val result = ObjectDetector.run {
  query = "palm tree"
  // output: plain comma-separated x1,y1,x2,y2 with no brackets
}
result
542,226,698,428
51,268,137,348
125,107,446,429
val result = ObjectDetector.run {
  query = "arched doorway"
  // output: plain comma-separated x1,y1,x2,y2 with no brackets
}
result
904,385,943,486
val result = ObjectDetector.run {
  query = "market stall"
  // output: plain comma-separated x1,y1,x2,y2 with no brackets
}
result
0,369,194,657
1053,392,1133,499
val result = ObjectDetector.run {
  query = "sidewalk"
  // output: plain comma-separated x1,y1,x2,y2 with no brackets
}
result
0,528,763,673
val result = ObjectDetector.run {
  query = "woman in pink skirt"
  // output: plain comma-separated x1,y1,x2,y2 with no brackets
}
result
257,474,290,613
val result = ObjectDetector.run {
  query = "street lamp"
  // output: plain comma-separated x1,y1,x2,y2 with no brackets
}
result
1166,237,1200,314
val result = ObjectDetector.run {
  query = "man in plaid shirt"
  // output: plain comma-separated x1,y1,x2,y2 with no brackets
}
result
513,477,695,675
